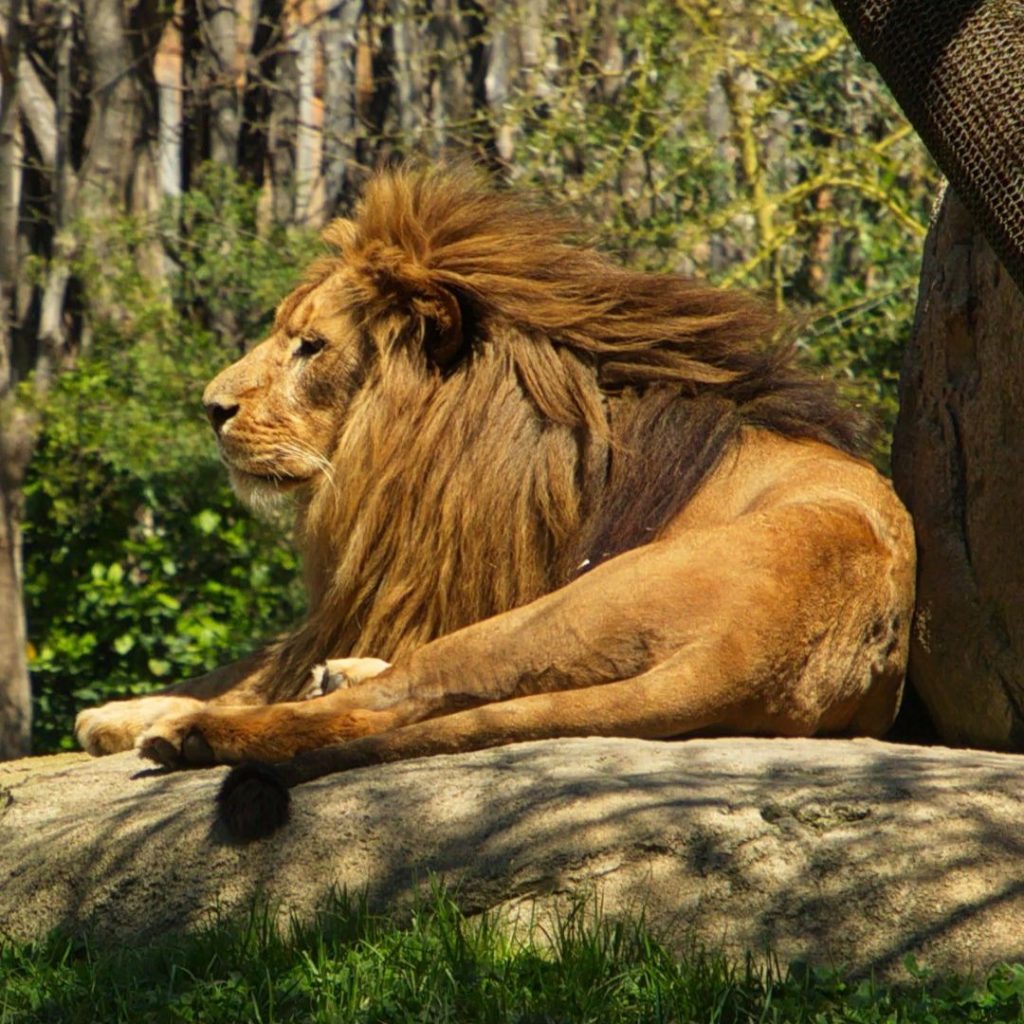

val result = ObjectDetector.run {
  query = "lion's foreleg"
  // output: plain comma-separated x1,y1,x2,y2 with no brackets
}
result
136,625,741,772
135,544,676,766
135,538,736,768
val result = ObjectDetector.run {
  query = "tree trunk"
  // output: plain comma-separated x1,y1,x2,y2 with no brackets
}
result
892,189,1024,749
154,13,183,199
293,15,316,223
0,0,23,346
36,0,73,377
484,4,514,162
391,0,425,146
0,0,31,758
270,12,300,225
321,0,362,212
79,0,149,212
199,0,240,169
0,415,32,759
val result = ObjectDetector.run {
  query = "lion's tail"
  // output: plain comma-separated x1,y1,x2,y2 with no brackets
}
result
217,743,382,841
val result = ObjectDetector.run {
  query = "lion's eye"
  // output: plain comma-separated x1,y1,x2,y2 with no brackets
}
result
295,336,326,358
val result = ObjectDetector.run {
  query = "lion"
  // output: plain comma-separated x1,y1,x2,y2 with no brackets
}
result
74,165,915,840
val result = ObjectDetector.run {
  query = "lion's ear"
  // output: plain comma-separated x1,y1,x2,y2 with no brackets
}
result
356,242,467,369
411,285,464,371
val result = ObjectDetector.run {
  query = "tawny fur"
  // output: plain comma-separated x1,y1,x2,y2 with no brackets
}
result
73,165,914,808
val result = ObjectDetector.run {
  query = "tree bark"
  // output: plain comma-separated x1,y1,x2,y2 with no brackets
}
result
78,0,150,213
36,0,73,378
892,189,1024,749
293,14,316,223
483,3,514,162
0,0,22,342
154,13,183,199
391,0,425,146
14,52,56,170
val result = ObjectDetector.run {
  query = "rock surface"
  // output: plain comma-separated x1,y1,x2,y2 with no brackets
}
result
4,737,1024,977
893,189,1024,749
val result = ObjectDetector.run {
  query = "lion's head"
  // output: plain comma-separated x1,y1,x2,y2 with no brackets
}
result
203,165,864,677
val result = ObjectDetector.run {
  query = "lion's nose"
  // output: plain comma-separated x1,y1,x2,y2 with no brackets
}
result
204,400,239,435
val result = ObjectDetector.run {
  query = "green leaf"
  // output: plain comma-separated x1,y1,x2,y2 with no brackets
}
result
113,634,136,655
194,509,221,535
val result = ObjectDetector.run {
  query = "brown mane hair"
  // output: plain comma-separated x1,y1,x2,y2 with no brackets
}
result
264,165,866,695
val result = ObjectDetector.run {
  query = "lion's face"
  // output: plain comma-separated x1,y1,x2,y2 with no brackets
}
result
202,276,366,506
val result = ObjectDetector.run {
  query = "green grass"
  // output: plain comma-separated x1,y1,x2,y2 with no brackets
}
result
2,891,1023,1023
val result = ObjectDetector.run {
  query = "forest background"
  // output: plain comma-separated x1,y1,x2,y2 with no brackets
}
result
0,0,937,756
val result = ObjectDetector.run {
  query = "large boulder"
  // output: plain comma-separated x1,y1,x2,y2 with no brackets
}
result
3,736,1024,978
892,189,1024,748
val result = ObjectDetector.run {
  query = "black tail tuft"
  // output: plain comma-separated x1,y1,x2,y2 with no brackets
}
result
217,761,291,841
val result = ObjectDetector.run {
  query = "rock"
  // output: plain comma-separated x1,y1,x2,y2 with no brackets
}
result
3,736,1024,977
892,189,1024,749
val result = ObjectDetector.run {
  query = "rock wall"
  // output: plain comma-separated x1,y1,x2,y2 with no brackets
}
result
893,189,1024,748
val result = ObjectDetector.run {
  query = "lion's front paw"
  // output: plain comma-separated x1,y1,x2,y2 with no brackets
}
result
304,657,392,699
137,705,297,768
75,696,203,756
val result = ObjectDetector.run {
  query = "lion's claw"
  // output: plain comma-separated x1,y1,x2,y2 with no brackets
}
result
138,734,181,768
304,657,391,700
138,722,218,769
182,728,216,765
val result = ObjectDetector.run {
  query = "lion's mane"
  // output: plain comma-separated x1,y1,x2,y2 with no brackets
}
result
261,166,865,699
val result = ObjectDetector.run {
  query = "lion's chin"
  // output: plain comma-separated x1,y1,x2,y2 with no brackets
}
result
227,467,313,515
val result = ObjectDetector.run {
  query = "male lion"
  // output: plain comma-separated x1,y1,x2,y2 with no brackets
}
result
75,166,915,839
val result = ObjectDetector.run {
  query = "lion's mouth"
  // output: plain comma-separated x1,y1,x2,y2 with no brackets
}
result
226,465,315,491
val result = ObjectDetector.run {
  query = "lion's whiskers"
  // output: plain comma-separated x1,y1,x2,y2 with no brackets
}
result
278,440,338,496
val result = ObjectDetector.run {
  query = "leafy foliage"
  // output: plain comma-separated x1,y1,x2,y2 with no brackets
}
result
488,0,936,454
2,891,1023,1023
23,168,311,751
